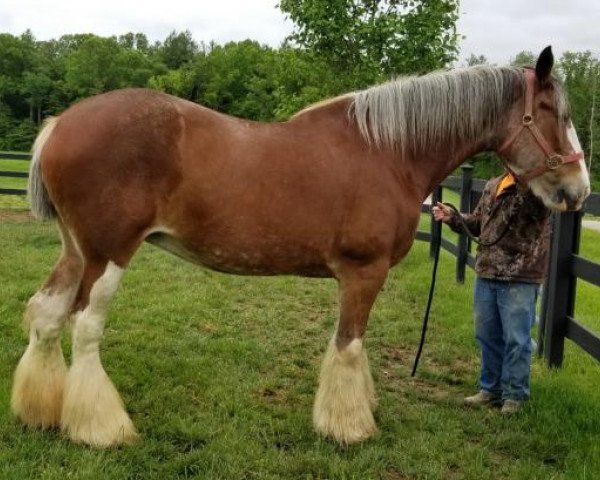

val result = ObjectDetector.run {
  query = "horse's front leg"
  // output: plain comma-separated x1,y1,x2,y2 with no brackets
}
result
313,258,389,445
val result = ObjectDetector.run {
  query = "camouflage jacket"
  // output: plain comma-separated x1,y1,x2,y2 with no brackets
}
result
447,176,551,284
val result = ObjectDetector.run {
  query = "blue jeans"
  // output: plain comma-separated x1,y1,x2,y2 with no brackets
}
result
473,278,539,401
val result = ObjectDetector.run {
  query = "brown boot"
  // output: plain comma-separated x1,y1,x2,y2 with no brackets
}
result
501,399,523,414
464,390,501,407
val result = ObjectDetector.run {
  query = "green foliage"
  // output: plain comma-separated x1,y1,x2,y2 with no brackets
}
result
511,50,536,67
64,35,159,98
0,104,17,150
278,0,460,84
2,119,38,151
148,68,194,98
159,30,198,69
469,153,504,180
271,48,341,120
0,32,35,81
465,53,488,66
0,32,37,122
188,41,280,120
0,31,41,150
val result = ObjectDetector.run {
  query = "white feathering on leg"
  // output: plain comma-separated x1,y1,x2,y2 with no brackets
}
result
313,337,377,444
61,262,138,448
12,289,75,428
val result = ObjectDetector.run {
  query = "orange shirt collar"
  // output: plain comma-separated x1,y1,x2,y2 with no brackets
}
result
495,172,516,197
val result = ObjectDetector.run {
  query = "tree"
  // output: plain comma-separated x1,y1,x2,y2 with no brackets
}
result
64,35,159,98
511,50,536,67
187,41,279,120
0,32,39,146
0,33,36,115
159,30,199,69
271,47,340,119
21,71,52,123
148,68,194,98
118,32,153,55
278,0,460,87
465,53,489,66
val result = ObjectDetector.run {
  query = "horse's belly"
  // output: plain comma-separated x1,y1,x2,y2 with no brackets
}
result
145,232,332,277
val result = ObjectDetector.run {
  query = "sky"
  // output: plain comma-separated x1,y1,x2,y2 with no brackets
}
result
0,0,598,65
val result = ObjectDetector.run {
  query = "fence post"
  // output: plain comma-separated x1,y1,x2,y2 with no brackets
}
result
430,185,442,259
456,164,473,283
543,211,581,367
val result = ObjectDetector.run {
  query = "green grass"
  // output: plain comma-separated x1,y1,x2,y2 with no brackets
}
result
1,216,599,479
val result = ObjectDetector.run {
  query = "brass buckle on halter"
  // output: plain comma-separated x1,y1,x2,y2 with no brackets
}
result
547,154,564,170
522,114,534,126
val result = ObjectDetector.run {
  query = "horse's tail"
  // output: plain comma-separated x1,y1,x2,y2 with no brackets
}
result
28,117,59,220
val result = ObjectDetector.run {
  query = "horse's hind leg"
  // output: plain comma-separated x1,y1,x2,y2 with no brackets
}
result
313,259,388,444
61,255,138,448
12,222,83,428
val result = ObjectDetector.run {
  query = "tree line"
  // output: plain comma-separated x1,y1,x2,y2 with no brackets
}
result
0,0,598,187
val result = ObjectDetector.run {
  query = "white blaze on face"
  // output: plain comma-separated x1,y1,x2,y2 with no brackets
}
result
531,120,591,211
567,120,590,188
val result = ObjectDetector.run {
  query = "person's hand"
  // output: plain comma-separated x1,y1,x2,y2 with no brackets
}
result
431,202,452,223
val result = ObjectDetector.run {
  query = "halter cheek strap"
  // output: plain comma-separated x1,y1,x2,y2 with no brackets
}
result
497,68,584,184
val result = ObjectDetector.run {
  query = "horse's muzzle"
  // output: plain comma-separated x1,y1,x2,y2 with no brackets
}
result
556,186,590,212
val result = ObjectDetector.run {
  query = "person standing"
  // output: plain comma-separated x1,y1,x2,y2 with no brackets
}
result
432,171,551,413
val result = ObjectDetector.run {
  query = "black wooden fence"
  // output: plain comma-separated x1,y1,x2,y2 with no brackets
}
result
0,151,29,196
1,152,599,367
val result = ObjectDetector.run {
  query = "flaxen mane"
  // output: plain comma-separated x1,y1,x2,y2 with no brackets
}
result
351,66,568,154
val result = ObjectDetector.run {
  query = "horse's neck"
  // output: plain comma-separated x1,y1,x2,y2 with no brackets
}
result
406,135,495,201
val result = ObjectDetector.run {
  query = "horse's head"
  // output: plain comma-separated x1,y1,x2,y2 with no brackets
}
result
498,46,590,211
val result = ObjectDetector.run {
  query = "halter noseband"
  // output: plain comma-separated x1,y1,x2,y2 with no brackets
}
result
498,68,584,184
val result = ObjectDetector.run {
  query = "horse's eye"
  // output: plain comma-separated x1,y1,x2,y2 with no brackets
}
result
562,113,570,123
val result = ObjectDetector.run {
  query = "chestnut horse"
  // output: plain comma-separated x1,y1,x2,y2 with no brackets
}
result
13,47,589,448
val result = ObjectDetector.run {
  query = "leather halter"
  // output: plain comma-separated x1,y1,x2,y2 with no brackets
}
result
497,68,584,184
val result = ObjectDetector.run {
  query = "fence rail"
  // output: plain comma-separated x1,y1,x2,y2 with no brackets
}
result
1,152,599,367
0,151,31,161
0,151,31,196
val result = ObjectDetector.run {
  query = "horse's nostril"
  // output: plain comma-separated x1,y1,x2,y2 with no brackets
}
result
554,188,580,210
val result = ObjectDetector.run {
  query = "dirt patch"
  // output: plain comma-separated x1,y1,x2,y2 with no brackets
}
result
380,344,416,368
196,321,219,333
378,345,415,386
377,343,483,407
0,209,33,223
408,377,454,401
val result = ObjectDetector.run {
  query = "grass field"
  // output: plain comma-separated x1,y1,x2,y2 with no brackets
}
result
0,212,599,479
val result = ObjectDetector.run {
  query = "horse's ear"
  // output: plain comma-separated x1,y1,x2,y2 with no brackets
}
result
535,46,554,84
